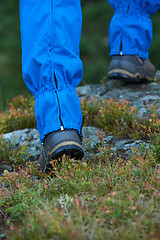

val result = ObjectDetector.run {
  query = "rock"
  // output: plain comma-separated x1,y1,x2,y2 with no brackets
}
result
77,85,92,97
82,127,150,161
77,82,160,117
77,83,112,99
155,70,160,81
82,126,105,158
113,139,150,157
82,126,104,146
2,128,41,161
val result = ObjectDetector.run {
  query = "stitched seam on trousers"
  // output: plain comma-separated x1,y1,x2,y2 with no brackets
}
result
49,0,56,87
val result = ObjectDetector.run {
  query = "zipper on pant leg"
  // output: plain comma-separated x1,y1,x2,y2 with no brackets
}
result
50,0,64,131
54,74,64,130
120,38,123,55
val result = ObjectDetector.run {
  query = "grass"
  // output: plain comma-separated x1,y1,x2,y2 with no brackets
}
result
0,157,160,240
0,94,160,239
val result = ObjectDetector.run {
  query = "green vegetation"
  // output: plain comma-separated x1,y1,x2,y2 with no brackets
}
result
0,1,160,111
0,95,160,239
1,95,160,141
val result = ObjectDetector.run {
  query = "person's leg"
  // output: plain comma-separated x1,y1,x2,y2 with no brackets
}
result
108,0,160,82
19,0,84,168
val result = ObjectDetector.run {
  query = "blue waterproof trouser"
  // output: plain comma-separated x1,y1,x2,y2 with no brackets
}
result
19,0,160,142
19,0,83,142
108,0,160,59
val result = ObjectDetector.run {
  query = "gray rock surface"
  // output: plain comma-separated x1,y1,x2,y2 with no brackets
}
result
82,127,149,161
2,126,149,164
2,128,41,161
77,83,112,99
77,82,160,118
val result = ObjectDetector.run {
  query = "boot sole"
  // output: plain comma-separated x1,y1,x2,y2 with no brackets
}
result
108,71,152,83
39,143,84,173
108,57,155,83
48,141,83,159
108,69,153,83
39,129,84,172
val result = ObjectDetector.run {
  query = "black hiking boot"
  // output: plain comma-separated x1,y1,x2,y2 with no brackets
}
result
38,129,84,172
108,55,155,83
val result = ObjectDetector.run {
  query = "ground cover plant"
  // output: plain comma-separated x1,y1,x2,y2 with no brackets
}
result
0,95,160,240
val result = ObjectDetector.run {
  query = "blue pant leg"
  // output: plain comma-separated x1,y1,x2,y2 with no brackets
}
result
19,0,83,142
108,0,160,60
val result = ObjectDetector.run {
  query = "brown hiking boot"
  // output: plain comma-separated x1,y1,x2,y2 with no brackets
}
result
38,129,84,172
108,55,155,83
